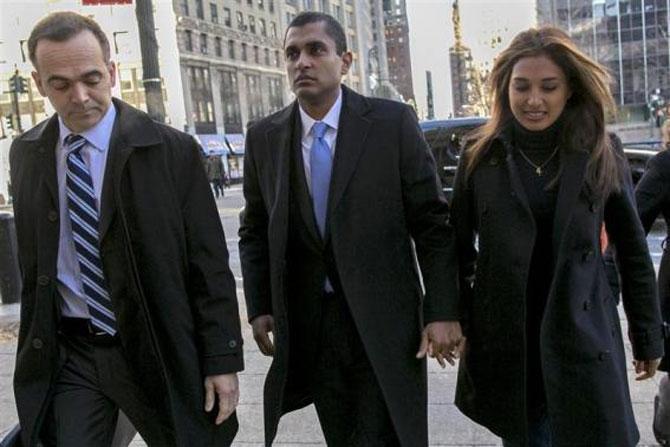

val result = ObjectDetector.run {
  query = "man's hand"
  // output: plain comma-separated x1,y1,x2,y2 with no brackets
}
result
251,314,275,356
204,373,239,424
633,358,661,381
416,321,465,368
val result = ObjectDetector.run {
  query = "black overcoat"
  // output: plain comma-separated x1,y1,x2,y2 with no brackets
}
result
635,149,670,371
238,87,459,446
10,99,244,446
451,132,664,446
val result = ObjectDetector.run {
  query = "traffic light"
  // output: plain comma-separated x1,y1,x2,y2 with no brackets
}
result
9,75,28,94
4,114,14,131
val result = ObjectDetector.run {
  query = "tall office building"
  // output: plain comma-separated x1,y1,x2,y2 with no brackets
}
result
449,0,472,117
382,0,415,101
537,0,670,117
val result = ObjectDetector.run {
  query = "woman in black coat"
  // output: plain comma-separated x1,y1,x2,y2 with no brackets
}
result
451,27,664,447
634,119,670,444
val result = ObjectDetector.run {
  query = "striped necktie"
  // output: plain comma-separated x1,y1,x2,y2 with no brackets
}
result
65,134,117,335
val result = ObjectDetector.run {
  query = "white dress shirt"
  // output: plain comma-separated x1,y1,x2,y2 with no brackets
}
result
55,104,116,318
298,87,343,194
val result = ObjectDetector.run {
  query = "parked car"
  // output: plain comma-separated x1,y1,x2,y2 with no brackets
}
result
420,117,486,198
421,118,661,197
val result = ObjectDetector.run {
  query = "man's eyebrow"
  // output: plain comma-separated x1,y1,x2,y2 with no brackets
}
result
46,69,103,83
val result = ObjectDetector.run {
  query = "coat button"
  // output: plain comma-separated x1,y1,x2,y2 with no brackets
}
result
32,338,43,350
48,211,58,222
598,351,610,361
582,249,595,262
37,275,50,286
583,300,592,311
228,340,238,349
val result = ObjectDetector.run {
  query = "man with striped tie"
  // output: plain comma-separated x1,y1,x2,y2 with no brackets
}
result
9,12,243,446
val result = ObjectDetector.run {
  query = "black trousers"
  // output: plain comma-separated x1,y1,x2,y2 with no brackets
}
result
41,333,173,446
311,293,400,447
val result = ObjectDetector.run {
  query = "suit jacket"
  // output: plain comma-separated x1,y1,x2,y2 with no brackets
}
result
10,99,243,446
451,131,664,446
239,86,458,447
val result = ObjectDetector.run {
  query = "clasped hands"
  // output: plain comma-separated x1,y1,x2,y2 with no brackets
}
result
416,321,465,368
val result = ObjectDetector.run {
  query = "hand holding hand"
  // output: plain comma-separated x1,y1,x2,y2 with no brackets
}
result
416,321,465,368
204,373,239,424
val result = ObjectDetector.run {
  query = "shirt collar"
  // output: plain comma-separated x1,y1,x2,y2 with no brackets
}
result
58,103,117,153
299,87,343,139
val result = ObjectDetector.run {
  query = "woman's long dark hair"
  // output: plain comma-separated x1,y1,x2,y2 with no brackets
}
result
465,27,620,198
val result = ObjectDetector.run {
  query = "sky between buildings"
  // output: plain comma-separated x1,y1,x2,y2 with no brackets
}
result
407,0,537,119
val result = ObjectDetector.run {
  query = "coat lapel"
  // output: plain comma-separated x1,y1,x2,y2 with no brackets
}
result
326,87,372,232
500,136,534,225
266,104,295,254
24,116,60,211
99,99,161,242
552,148,589,253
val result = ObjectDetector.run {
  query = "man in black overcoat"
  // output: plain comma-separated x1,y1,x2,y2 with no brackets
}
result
239,12,463,446
10,12,243,446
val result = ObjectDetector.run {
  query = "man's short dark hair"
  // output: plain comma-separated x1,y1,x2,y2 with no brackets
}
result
285,12,347,55
28,11,111,67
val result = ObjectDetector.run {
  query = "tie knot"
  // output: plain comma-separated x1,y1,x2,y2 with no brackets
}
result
64,134,87,154
312,122,328,139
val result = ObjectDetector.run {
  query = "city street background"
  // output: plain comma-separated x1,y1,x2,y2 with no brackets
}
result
0,185,667,446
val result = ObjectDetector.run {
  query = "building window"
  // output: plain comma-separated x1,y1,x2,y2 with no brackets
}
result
199,33,208,54
241,43,248,61
347,11,354,28
303,0,313,9
210,3,218,23
228,39,235,59
195,0,204,19
246,74,263,120
268,77,283,112
180,0,189,15
189,66,216,134
349,34,357,51
247,0,253,6
237,11,245,30
270,22,277,38
249,15,256,33
215,37,222,57
264,48,270,65
184,30,193,51
269,0,274,13
334,5,343,22
224,7,231,26
259,18,267,36
221,71,243,133
274,50,280,67
320,0,329,13
258,0,264,9
253,45,260,63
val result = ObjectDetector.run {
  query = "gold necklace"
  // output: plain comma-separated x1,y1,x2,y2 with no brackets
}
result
516,145,560,176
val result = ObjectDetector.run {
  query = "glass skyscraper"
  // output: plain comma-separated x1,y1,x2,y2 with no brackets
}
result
537,0,670,119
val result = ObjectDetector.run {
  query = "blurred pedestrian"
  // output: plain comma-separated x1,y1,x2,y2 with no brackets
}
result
635,118,670,445
451,26,664,446
10,11,243,446
207,151,225,198
239,11,462,446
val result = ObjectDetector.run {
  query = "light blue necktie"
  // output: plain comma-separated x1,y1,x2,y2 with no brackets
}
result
65,134,117,335
309,122,332,237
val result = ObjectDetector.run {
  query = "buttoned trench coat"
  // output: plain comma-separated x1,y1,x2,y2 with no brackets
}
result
10,99,244,446
239,87,459,446
451,132,665,446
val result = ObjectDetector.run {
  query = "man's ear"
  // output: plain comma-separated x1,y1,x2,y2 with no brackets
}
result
108,61,117,88
340,51,353,75
31,71,46,97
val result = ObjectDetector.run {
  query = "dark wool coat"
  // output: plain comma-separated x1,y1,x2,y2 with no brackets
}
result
238,86,459,447
451,132,664,446
635,149,670,371
10,99,244,446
